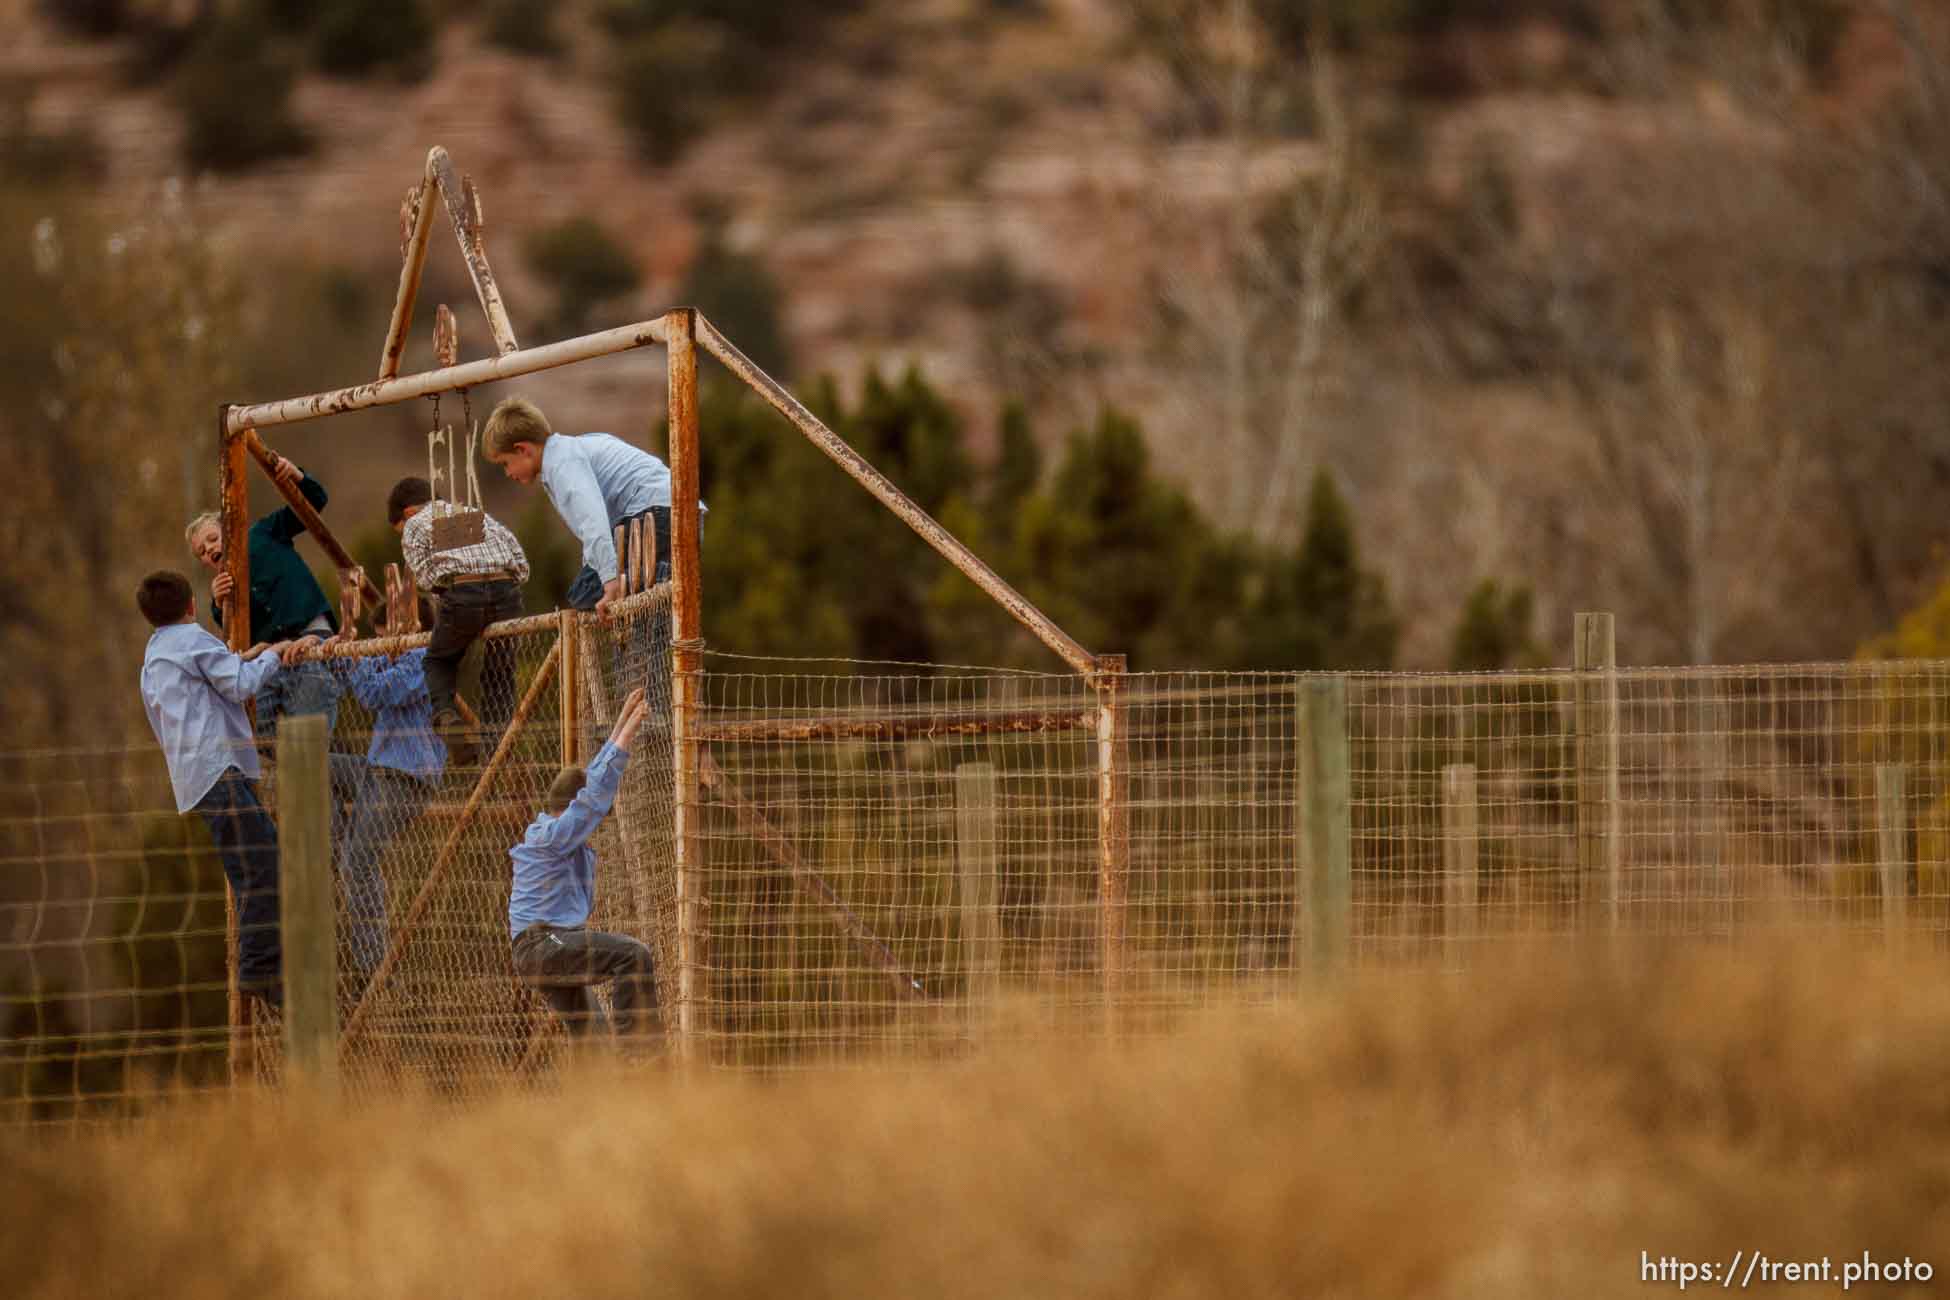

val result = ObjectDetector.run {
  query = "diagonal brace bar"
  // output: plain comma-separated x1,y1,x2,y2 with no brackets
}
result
242,429,385,611
692,312,1096,676
340,638,563,1050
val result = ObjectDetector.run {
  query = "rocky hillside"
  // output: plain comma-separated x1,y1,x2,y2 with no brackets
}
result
7,0,1946,668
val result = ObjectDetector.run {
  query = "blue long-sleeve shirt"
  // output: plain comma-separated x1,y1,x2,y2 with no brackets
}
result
539,432,704,583
140,622,284,812
508,739,630,937
337,649,445,783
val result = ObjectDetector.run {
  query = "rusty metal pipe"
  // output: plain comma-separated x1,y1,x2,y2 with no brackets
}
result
692,312,1096,676
226,316,670,435
377,163,439,381
667,309,706,1060
241,430,385,610
695,709,1094,744
426,147,519,357
217,411,251,1079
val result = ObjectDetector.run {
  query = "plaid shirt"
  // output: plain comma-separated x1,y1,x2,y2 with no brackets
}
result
402,500,531,591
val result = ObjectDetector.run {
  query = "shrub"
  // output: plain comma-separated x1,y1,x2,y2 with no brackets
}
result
312,0,436,82
522,215,642,338
175,12,311,173
610,23,740,165
39,0,130,38
677,214,792,378
483,0,563,57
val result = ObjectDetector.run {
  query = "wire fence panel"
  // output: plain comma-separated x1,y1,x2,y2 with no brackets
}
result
0,750,232,1125
696,667,1100,1067
582,589,678,1046
9,651,1950,1117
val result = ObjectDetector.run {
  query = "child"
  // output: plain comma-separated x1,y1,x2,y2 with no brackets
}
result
481,396,701,616
137,570,315,1011
329,599,444,989
389,475,530,767
184,452,341,734
186,456,361,860
509,687,659,1046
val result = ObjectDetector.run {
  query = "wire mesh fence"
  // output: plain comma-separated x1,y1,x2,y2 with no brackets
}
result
10,631,1950,1120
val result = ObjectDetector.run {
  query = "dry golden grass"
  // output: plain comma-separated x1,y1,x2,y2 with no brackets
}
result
8,938,1950,1298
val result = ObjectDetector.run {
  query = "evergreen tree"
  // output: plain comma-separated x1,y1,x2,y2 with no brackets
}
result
679,210,793,379
1011,408,1251,668
989,399,1041,516
1449,578,1544,671
1243,469,1397,670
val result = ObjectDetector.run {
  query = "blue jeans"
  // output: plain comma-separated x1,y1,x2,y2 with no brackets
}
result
565,506,673,609
254,658,362,852
336,767,432,977
194,767,281,995
254,657,342,736
569,508,673,711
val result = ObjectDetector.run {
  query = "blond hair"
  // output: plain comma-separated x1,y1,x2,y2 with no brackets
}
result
184,511,221,550
483,397,553,458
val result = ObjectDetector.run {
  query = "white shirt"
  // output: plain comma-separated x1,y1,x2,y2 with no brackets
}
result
401,500,531,591
539,432,704,583
140,622,283,812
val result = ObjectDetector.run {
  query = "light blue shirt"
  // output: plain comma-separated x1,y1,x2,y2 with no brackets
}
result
539,432,703,583
338,650,445,784
140,622,283,813
508,739,630,937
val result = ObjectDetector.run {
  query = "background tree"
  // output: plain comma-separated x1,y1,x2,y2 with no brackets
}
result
523,215,643,341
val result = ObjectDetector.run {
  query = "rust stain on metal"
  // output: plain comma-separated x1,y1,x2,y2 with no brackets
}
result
217,411,251,1081
695,709,1094,744
667,307,707,1057
558,608,579,767
379,173,437,381
428,148,519,357
433,303,459,369
281,602,591,665
692,311,1097,677
229,317,668,434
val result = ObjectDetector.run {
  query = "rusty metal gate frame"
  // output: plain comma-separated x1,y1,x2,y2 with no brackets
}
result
216,146,1128,1075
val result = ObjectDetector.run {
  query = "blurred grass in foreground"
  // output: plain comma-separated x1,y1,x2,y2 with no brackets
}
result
8,937,1950,1299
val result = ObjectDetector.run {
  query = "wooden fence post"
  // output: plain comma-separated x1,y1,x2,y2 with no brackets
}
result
1095,654,1130,1018
277,714,338,1095
1574,612,1621,933
1441,763,1478,963
1297,677,1351,977
1877,763,1910,947
956,762,1002,1008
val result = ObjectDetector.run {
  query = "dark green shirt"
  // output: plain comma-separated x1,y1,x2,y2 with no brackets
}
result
212,472,339,645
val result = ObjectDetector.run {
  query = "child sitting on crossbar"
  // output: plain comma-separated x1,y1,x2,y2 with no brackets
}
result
389,475,529,767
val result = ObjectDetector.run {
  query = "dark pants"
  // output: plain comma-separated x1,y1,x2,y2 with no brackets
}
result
426,579,525,733
566,506,671,609
253,657,362,852
194,767,281,995
512,923,660,1038
569,507,672,718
